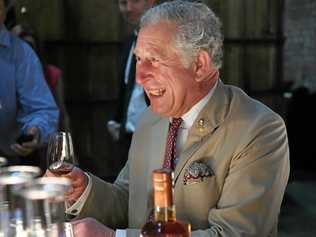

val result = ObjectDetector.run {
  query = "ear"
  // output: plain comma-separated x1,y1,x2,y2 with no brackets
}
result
193,50,216,82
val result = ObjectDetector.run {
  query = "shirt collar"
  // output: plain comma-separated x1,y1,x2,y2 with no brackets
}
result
180,79,218,129
0,26,10,48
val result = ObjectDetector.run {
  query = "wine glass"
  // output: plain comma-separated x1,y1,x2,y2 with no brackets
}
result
47,132,76,176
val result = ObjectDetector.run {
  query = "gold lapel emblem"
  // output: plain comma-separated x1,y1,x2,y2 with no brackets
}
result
198,118,206,133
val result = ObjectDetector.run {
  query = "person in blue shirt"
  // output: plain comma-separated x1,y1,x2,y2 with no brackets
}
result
0,0,59,164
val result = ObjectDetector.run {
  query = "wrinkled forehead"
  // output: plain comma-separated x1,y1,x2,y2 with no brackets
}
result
139,20,177,41
134,21,184,63
137,21,177,48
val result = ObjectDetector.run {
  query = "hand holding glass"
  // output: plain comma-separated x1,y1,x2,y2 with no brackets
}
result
47,132,76,176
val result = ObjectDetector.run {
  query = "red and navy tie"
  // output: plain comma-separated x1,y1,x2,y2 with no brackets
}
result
147,118,183,222
163,117,183,170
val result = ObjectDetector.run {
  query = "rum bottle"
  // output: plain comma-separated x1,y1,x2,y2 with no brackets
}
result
141,168,190,237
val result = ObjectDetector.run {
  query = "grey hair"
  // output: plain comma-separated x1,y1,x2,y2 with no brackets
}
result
140,0,223,69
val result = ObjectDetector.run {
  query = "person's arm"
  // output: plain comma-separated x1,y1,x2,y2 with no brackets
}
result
46,162,129,228
65,172,92,217
15,42,59,144
76,162,130,229
46,166,131,237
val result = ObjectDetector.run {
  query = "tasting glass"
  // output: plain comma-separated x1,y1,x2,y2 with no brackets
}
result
47,132,77,176
0,166,41,237
15,177,72,237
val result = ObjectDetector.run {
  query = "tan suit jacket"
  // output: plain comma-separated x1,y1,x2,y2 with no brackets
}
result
78,81,290,237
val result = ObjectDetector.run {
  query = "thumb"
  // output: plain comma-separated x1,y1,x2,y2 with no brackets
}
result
44,169,58,177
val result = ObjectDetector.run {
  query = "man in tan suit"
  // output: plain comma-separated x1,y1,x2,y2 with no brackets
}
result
48,1,290,236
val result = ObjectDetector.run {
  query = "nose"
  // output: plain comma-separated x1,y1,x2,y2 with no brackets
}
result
135,60,153,85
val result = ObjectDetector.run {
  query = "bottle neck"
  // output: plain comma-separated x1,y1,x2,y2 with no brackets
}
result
152,169,176,222
154,205,176,222
153,182,176,222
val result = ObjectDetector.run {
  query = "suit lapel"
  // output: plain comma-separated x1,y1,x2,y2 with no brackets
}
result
144,116,169,218
148,117,170,172
174,81,231,183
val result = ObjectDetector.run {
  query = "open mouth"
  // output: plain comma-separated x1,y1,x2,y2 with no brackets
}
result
148,88,166,97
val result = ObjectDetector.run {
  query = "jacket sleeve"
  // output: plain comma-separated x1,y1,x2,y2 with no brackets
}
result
77,161,130,229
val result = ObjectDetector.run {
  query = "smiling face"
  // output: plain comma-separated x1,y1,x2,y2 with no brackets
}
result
134,21,213,118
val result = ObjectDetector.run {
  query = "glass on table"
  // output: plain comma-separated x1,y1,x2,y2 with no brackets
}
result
0,156,7,167
15,177,72,237
0,166,41,237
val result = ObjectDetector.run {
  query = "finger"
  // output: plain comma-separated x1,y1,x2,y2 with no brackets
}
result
65,187,86,202
11,144,33,156
20,138,39,148
65,170,87,185
65,193,78,203
71,178,86,187
65,186,83,197
65,186,74,196
44,170,58,177
27,126,40,138
13,143,33,153
23,127,41,146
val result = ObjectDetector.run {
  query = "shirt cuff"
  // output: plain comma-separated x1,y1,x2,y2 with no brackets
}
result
116,229,126,237
65,172,92,216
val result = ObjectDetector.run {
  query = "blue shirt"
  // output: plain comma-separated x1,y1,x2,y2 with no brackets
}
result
0,26,59,156
124,39,147,133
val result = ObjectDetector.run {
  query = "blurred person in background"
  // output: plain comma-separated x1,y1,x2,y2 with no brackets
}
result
11,25,71,133
4,0,70,133
0,0,58,165
106,0,157,175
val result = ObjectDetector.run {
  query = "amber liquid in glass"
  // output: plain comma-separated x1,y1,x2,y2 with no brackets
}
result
49,161,74,175
141,169,190,237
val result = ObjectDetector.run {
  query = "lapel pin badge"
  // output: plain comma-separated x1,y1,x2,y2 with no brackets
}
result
198,118,205,132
